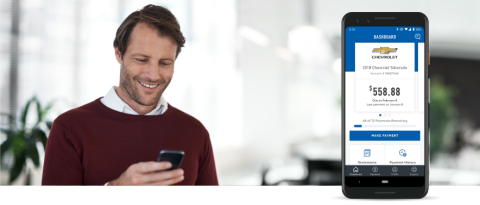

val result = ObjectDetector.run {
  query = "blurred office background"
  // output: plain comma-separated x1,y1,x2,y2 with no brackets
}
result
1,0,480,185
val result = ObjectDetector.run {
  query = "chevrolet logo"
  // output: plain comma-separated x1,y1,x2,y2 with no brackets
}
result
372,47,397,54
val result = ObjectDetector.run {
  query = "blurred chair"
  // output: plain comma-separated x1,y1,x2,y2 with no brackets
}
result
304,159,341,185
259,156,342,185
261,158,308,185
291,138,342,185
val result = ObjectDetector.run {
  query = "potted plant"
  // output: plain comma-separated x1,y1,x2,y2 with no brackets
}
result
0,96,54,185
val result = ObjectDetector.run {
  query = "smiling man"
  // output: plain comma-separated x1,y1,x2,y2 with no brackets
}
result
42,4,218,185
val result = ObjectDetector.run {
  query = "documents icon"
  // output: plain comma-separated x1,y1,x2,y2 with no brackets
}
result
364,149,371,157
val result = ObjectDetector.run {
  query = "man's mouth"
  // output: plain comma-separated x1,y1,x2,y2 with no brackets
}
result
139,81,159,89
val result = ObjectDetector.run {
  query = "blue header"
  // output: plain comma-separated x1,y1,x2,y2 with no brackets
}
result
345,26,425,72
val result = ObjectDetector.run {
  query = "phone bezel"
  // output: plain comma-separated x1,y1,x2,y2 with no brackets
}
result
341,12,429,199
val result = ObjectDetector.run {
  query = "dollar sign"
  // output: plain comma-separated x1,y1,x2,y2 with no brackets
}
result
369,85,372,91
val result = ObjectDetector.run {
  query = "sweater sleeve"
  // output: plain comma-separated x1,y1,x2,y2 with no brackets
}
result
42,119,84,185
195,130,219,185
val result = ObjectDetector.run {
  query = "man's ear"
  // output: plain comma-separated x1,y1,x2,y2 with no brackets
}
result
114,47,123,64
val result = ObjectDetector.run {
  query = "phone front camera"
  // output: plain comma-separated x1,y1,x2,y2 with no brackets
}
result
356,19,360,23
367,19,370,23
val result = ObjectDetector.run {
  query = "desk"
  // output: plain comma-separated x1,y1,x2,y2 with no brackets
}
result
213,186,474,203
4,186,477,204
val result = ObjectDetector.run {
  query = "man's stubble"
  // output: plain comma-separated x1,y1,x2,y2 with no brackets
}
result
119,62,171,106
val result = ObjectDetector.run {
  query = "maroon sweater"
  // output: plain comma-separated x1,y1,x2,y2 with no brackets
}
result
42,97,218,185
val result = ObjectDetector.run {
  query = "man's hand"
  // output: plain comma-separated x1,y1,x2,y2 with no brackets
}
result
108,161,184,185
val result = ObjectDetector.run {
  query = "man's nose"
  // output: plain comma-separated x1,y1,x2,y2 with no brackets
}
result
143,63,161,82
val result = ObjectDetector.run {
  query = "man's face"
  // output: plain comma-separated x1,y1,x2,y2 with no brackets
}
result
115,22,177,106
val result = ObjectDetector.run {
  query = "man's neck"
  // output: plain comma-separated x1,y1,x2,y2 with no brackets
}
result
114,86,158,115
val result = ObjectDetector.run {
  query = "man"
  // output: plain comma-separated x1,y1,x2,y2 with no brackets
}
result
42,4,218,185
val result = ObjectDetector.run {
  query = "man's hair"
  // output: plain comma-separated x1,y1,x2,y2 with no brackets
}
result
113,4,186,58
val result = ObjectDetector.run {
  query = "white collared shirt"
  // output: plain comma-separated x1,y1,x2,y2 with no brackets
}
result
100,86,168,115
100,86,168,186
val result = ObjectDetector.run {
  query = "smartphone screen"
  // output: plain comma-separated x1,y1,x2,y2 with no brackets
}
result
157,150,184,171
344,26,426,187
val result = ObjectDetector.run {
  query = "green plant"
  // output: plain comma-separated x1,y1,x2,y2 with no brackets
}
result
429,76,458,160
0,96,54,184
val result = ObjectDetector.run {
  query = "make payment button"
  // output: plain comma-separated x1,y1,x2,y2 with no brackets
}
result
350,131,420,141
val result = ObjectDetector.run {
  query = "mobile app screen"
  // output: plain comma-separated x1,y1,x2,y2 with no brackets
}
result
345,27,425,177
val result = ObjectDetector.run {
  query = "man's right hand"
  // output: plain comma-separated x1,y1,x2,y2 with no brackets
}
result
108,161,184,185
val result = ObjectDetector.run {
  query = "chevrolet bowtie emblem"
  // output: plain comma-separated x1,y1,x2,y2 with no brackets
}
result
372,47,397,54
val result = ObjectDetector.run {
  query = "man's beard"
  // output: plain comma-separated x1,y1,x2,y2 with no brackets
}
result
120,63,171,106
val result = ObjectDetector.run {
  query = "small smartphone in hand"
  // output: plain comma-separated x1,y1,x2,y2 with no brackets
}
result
156,150,184,171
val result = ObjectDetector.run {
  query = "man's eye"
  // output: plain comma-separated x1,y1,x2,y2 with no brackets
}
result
136,59,146,62
162,63,171,66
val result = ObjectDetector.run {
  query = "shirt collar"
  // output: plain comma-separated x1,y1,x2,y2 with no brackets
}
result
101,86,168,115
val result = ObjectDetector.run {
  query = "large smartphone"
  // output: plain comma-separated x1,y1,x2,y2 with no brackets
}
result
341,12,429,199
156,150,184,171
